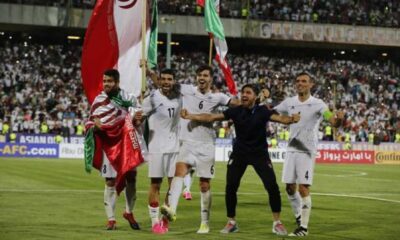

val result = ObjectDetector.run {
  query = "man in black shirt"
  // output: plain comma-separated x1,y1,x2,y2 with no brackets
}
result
180,84,300,236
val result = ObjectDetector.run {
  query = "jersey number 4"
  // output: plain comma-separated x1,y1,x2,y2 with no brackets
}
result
167,108,175,118
305,171,309,180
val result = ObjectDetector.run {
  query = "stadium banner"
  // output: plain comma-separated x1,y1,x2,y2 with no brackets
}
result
316,150,374,164
0,143,59,158
375,151,400,165
59,143,84,159
268,149,285,163
352,142,400,151
277,141,342,150
259,22,400,47
215,144,284,163
16,134,84,144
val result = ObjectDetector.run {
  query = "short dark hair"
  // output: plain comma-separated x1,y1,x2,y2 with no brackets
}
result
103,69,120,82
196,65,213,75
296,71,314,82
160,68,175,79
241,83,260,96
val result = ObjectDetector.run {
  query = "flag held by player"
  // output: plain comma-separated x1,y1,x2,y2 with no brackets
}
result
200,0,237,95
82,0,157,194
81,0,157,103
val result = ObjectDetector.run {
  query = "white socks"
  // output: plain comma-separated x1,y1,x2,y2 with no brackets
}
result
301,196,312,229
148,205,160,226
200,190,211,223
104,185,116,220
124,180,137,213
168,177,184,213
183,173,192,192
287,192,302,219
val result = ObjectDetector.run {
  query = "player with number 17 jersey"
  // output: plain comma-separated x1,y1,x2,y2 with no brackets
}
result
143,89,181,156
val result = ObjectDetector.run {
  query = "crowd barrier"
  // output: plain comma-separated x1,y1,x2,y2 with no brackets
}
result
0,136,399,164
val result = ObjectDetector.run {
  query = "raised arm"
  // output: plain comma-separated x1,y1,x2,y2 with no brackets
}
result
180,109,225,123
228,97,241,107
270,113,300,125
140,59,159,87
328,110,345,128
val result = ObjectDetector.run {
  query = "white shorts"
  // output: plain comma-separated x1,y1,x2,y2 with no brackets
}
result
101,151,117,178
282,151,316,185
177,140,215,179
147,152,178,178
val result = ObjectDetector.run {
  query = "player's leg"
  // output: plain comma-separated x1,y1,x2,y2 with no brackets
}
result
148,177,166,233
148,177,162,226
123,170,140,230
251,156,287,236
158,153,178,232
182,170,194,200
195,142,216,234
220,155,247,234
161,162,189,222
161,142,195,223
164,152,178,205
289,153,315,236
283,152,302,226
104,177,117,230
197,177,211,233
102,153,117,230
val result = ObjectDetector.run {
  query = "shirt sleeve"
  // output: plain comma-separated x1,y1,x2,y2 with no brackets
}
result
262,106,273,122
223,107,235,120
142,95,152,115
180,84,192,96
274,99,288,115
320,102,330,121
218,93,231,106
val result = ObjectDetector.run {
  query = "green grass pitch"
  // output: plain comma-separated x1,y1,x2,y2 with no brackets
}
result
0,157,399,240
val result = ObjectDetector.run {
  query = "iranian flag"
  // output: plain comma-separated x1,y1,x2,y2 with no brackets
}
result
199,0,237,95
84,91,147,194
81,0,158,104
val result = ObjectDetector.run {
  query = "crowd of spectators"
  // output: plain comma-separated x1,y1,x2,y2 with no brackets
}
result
161,0,400,28
0,41,399,143
1,0,399,28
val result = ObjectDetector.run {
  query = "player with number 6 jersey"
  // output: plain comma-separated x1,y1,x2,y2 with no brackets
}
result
160,65,240,234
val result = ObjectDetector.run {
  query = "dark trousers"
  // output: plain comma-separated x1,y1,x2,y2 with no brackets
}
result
225,154,281,218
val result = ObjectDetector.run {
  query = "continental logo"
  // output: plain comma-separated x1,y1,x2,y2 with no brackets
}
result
375,151,400,164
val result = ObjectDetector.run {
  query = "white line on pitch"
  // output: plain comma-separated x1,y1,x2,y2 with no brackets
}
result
1,189,399,204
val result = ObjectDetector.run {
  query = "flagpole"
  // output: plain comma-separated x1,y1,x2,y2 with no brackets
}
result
208,38,213,66
141,0,147,99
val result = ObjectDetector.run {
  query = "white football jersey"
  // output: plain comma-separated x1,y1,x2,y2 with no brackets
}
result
274,95,328,154
142,90,181,153
180,84,231,142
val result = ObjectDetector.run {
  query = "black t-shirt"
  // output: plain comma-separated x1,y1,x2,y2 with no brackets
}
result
223,105,273,158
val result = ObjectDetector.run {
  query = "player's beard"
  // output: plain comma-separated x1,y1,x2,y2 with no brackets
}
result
167,83,181,100
106,87,120,98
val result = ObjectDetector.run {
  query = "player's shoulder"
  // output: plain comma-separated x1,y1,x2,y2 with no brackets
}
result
281,95,297,105
180,83,195,93
310,96,326,105
93,91,108,103
119,89,136,101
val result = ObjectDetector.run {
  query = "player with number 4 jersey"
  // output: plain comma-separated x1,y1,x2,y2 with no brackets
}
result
274,72,344,237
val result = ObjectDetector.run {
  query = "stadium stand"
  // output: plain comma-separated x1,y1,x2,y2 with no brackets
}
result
0,40,399,142
0,0,398,27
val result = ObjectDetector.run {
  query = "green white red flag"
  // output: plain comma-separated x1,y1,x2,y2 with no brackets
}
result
199,0,237,95
81,0,158,103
